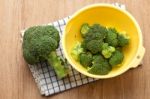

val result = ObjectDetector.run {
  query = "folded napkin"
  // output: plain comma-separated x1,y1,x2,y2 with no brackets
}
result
21,3,139,96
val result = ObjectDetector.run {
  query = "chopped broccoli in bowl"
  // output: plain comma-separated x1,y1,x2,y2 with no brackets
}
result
71,23,130,75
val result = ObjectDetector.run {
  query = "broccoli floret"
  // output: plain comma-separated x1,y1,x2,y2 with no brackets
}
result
109,50,124,67
86,32,106,41
118,34,130,47
86,24,107,40
88,54,112,75
111,39,118,47
86,40,103,54
89,24,107,35
101,43,116,58
79,52,93,68
102,50,112,58
80,23,90,37
105,28,118,47
71,42,84,61
102,46,115,58
92,54,105,64
81,24,107,53
82,32,106,50
23,25,68,78
88,60,112,75
102,43,109,49
108,28,119,34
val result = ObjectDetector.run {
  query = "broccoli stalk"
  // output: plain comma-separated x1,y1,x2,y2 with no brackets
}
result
23,25,68,79
47,51,68,78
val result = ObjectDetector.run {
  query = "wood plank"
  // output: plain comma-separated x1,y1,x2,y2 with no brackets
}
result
0,0,149,99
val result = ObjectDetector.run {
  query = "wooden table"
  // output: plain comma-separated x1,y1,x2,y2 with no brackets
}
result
0,0,150,99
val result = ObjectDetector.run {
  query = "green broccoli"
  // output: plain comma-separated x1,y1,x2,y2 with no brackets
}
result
72,23,130,75
79,52,93,68
118,34,130,47
92,54,105,64
102,43,109,49
101,43,116,58
102,46,116,58
71,41,84,61
88,60,112,75
80,23,90,37
86,24,107,40
23,25,68,79
86,40,104,54
88,24,107,35
108,28,119,34
105,28,118,47
81,32,106,51
88,54,112,75
109,50,124,67
81,24,107,52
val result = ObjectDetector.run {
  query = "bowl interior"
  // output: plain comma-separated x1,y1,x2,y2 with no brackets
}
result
63,5,140,78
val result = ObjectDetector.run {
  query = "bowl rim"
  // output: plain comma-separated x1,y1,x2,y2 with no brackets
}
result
62,3,144,79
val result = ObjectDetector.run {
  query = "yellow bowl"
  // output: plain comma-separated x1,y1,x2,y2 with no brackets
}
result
62,4,145,79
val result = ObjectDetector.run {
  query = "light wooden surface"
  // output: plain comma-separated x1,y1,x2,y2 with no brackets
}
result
0,0,150,99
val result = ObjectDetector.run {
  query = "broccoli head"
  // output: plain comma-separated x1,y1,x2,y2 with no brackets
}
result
118,34,130,47
92,54,105,64
80,23,90,37
86,40,104,54
80,24,108,53
88,54,112,75
71,41,84,61
88,24,107,35
81,32,106,51
105,28,118,47
79,52,93,68
85,24,107,41
109,50,124,66
23,25,68,78
102,45,116,58
102,43,109,49
88,60,112,75
101,43,116,58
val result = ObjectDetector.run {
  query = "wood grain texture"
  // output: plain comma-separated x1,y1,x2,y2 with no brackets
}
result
0,0,150,99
